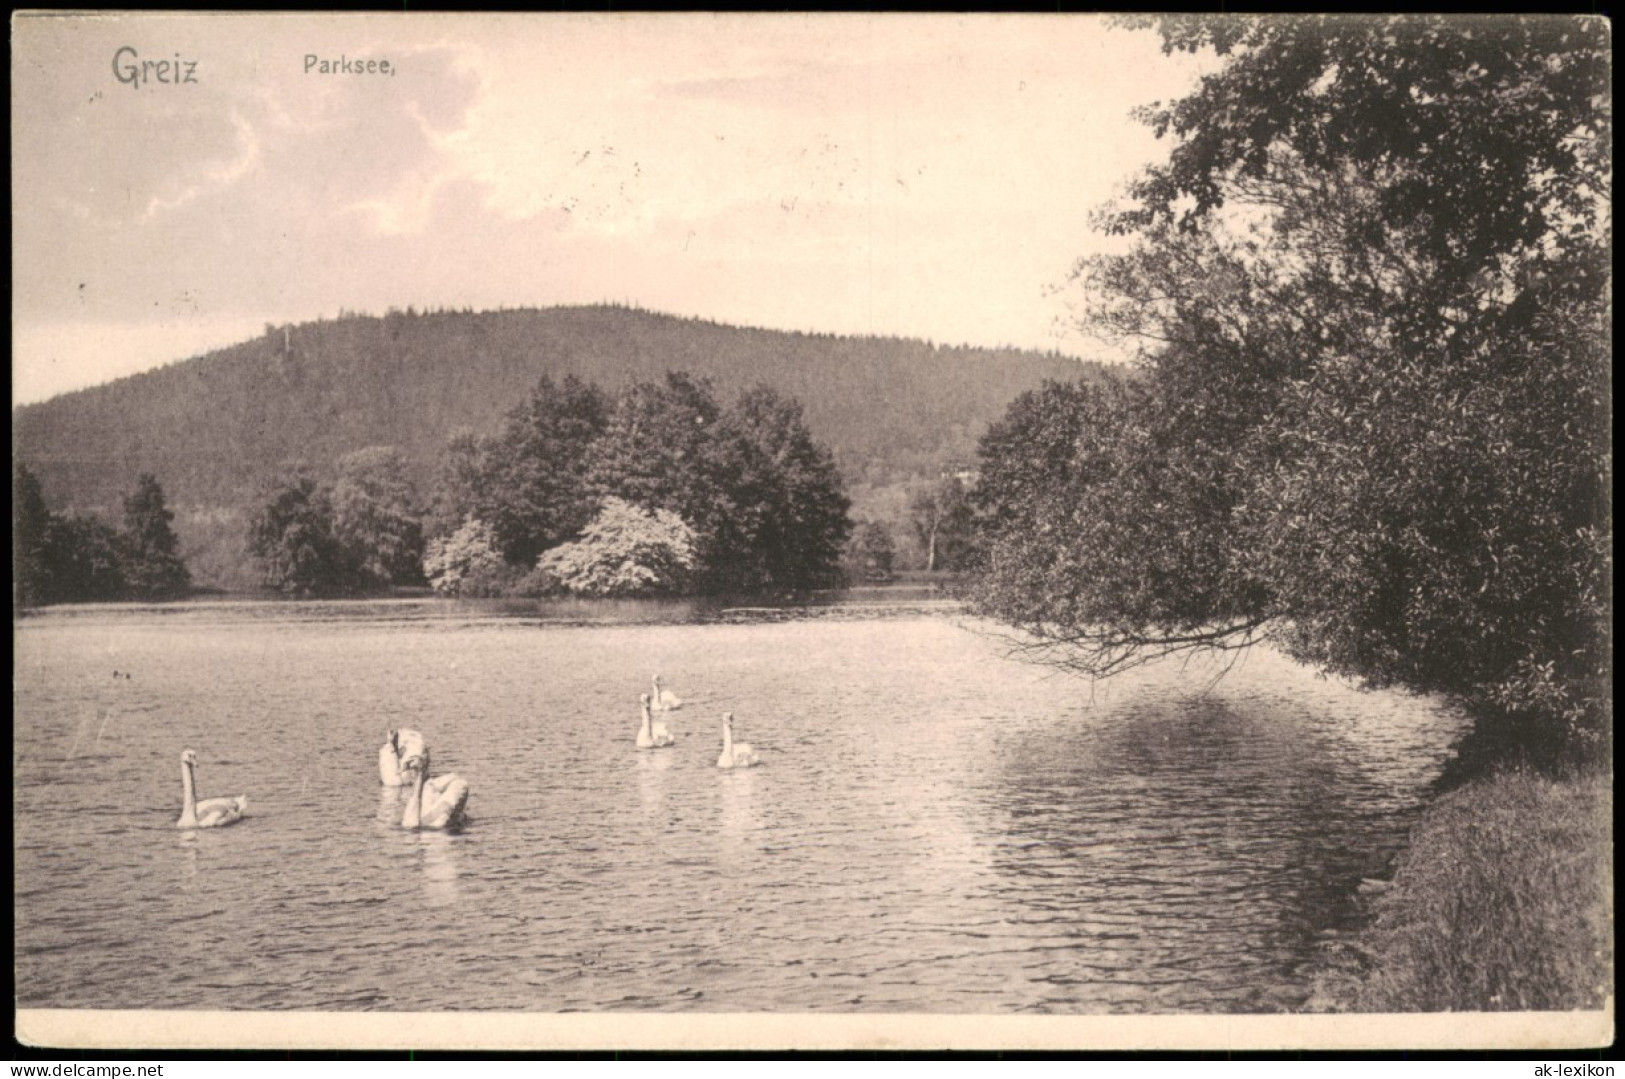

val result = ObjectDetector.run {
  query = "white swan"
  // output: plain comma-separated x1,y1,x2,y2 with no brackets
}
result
716,712,760,769
401,750,470,831
176,749,248,828
650,711,674,746
651,674,683,712
379,728,426,786
636,693,675,749
649,675,680,745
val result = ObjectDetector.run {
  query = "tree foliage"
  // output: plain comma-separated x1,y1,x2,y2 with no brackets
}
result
43,515,127,603
14,465,194,607
720,385,853,591
331,446,427,587
584,374,850,593
532,497,698,597
910,476,976,574
421,518,513,598
247,475,363,596
120,473,191,599
973,14,1610,760
17,307,1089,591
473,376,610,565
14,464,54,608
843,519,897,583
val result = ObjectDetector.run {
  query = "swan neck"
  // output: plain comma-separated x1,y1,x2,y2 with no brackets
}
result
181,759,198,814
722,723,733,753
404,766,426,828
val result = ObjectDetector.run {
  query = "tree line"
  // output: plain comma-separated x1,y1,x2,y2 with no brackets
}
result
14,466,191,606
247,372,854,598
967,15,1609,765
14,304,1091,593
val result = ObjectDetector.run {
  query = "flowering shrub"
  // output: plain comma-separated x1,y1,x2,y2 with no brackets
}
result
422,518,510,597
533,498,697,597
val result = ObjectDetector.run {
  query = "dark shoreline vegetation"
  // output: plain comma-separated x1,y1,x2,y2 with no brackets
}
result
12,15,1610,1017
1310,766,1612,1012
956,15,1609,1013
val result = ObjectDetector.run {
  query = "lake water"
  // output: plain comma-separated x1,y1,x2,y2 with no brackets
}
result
13,599,1469,1013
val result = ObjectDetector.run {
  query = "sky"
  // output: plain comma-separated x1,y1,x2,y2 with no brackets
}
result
11,13,1208,405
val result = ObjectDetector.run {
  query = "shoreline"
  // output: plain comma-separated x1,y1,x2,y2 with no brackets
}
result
1308,765,1613,1013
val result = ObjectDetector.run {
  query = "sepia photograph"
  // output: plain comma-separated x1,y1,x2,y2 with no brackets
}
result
11,12,1612,1053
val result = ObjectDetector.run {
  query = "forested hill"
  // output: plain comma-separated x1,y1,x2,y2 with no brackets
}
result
14,305,1105,587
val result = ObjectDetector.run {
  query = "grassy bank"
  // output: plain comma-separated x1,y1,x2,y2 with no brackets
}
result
1313,767,1613,1011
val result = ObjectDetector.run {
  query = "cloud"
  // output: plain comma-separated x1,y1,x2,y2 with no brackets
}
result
13,13,1208,402
143,108,262,218
14,29,487,324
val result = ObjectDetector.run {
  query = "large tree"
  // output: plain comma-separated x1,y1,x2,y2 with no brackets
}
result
973,15,1610,760
478,375,611,565
585,373,741,591
721,385,852,591
423,378,611,567
120,473,191,599
330,446,427,588
909,475,975,574
247,476,363,596
14,463,54,608
586,375,852,593
424,429,489,543
43,515,127,603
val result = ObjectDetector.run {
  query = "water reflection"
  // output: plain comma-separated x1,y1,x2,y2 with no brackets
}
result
16,609,1469,1013
176,830,200,887
377,786,406,827
415,832,461,908
980,691,1453,1011
717,768,759,844
634,750,675,815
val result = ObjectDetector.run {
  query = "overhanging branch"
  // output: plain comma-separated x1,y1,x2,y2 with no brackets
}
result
979,614,1278,681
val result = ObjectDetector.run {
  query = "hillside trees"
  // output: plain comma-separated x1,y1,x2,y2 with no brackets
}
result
972,14,1611,761
16,308,1091,592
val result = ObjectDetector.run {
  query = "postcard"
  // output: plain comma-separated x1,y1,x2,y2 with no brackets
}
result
12,11,1612,1053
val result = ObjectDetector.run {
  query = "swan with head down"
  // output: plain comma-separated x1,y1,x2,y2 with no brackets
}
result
379,728,426,786
637,693,675,749
716,712,759,769
176,749,248,828
401,749,470,831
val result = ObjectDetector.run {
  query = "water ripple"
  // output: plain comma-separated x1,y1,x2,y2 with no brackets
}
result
15,609,1467,1013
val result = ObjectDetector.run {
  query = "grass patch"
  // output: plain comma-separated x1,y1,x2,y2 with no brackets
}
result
1313,767,1613,1012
